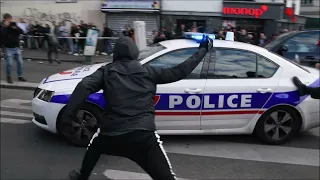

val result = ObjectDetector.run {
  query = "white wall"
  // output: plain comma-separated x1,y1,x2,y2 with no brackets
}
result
255,0,284,3
300,0,320,18
0,0,105,33
161,0,222,13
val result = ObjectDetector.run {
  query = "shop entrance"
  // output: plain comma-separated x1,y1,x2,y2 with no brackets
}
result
176,19,206,33
236,19,264,32
231,18,265,44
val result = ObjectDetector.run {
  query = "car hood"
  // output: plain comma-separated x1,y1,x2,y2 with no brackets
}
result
38,62,109,91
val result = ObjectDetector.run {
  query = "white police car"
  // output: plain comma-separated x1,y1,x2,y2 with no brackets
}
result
32,33,320,146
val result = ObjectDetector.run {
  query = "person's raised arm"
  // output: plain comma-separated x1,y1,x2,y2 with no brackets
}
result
147,36,213,84
63,66,105,120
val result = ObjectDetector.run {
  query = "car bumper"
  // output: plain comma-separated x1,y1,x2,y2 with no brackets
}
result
31,97,65,134
299,97,320,131
302,111,320,131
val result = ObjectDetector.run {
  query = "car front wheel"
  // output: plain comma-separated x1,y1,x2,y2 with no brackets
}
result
255,106,301,145
57,103,102,147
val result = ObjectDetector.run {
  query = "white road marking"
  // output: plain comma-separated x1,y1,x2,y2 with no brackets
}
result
0,99,32,110
103,170,189,180
0,111,34,118
163,139,320,167
0,118,32,124
0,105,32,110
2,99,32,104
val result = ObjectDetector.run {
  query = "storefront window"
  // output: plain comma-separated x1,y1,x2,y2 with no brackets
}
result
301,0,313,5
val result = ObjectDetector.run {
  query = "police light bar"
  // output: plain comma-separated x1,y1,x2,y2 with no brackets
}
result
184,32,215,42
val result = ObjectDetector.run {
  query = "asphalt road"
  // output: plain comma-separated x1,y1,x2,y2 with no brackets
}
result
0,58,108,83
1,89,319,180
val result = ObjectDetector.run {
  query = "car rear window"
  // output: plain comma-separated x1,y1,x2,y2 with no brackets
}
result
138,43,166,61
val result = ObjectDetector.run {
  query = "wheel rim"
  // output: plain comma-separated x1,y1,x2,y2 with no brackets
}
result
62,110,98,144
264,110,294,141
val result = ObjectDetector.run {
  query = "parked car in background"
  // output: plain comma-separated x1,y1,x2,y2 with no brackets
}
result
263,30,320,67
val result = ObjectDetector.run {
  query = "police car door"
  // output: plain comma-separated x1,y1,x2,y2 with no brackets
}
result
202,48,281,130
143,48,209,130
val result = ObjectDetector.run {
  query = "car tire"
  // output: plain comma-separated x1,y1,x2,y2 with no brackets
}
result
57,103,103,147
255,106,301,145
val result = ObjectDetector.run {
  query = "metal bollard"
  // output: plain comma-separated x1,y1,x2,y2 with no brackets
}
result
84,56,92,64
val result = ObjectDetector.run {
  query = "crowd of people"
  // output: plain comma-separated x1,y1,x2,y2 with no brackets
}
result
0,12,318,84
148,23,291,47
9,18,117,56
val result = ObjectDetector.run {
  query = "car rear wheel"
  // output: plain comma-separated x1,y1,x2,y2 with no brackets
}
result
57,103,102,147
255,106,301,145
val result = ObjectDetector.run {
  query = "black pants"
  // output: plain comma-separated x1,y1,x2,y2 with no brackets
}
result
79,129,176,180
309,87,320,99
47,46,58,62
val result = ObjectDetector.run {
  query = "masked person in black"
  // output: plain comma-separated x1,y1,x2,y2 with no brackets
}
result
66,35,213,180
292,77,320,99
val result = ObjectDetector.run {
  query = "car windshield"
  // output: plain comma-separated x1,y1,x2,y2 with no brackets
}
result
263,32,296,50
268,50,310,73
138,43,166,61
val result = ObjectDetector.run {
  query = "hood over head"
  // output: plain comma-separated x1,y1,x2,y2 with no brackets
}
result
113,37,139,61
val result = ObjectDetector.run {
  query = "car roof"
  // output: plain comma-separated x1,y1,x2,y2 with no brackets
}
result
159,39,270,54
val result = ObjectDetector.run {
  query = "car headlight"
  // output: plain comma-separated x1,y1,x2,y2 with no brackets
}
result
38,90,54,102
33,87,42,98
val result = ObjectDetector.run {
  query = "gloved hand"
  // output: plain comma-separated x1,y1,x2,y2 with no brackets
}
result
199,35,213,50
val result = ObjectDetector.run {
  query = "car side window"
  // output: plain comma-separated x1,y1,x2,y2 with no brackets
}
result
257,55,279,78
284,32,320,53
207,48,257,79
144,48,204,79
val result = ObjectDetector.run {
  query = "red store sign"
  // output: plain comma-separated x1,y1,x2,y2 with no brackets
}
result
223,5,268,18
222,2,282,20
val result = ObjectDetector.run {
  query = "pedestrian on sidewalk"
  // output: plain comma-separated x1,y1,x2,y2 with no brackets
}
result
47,33,61,64
66,36,213,180
71,24,80,56
102,23,113,55
0,13,27,83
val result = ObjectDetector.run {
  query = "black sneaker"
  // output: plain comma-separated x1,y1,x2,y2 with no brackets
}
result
18,77,27,82
68,169,85,180
55,59,61,64
292,76,309,96
7,76,13,84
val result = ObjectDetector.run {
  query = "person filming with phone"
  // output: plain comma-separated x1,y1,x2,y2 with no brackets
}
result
0,13,27,83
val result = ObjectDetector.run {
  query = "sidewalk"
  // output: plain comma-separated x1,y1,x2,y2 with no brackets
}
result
22,49,112,63
0,58,107,91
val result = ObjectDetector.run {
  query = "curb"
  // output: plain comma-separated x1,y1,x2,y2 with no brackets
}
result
0,80,38,91
23,57,81,63
23,57,109,64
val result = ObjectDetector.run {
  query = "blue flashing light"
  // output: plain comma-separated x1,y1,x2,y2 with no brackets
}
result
184,32,215,42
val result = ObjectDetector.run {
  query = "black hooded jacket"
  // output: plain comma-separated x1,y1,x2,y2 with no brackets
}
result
0,22,23,48
63,37,208,135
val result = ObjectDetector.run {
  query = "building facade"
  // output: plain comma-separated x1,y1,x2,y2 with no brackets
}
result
0,0,105,32
1,0,309,39
160,0,223,34
299,0,320,29
160,0,305,39
101,0,160,37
